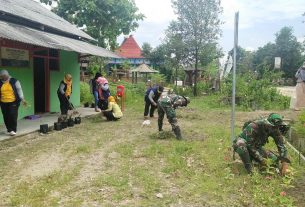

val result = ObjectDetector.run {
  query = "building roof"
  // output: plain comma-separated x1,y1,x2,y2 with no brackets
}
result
116,35,144,58
132,64,158,73
0,0,94,41
0,20,120,58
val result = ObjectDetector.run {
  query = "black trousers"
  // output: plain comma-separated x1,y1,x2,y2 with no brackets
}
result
103,111,118,121
58,94,70,115
98,100,108,110
0,102,19,132
144,99,156,117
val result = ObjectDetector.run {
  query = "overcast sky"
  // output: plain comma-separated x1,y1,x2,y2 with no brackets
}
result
119,0,305,52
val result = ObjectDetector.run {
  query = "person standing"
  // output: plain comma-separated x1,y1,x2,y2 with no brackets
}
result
294,62,305,111
102,96,123,121
89,72,102,112
0,70,26,136
57,74,72,115
144,85,164,118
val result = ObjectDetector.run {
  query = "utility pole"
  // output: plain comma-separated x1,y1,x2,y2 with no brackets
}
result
231,12,239,145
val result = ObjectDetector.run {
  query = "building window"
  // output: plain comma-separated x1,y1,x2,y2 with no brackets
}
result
49,49,60,71
33,48,60,71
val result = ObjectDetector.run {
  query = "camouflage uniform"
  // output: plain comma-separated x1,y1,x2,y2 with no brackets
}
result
157,94,189,139
233,114,288,174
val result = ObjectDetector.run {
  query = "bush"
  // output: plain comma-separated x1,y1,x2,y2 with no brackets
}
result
80,82,93,104
294,111,305,137
221,70,290,110
109,81,146,106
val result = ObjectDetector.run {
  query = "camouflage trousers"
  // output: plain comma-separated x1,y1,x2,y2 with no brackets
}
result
233,137,279,169
157,103,179,132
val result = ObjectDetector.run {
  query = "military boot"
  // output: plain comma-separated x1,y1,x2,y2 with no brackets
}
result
239,152,252,174
173,127,182,140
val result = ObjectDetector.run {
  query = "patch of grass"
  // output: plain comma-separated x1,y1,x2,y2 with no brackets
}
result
91,166,132,202
113,143,134,157
9,166,81,207
76,145,91,154
149,131,175,140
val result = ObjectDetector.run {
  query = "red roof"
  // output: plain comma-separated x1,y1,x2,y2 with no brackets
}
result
116,35,144,58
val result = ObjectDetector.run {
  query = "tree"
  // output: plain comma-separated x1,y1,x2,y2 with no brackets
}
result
40,0,144,50
252,43,276,74
168,0,222,96
274,27,303,79
141,43,153,58
252,27,303,79
228,46,254,73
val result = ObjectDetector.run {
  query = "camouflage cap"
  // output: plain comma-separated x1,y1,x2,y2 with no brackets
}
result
267,113,284,126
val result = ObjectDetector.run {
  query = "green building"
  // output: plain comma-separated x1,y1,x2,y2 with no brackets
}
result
0,0,119,123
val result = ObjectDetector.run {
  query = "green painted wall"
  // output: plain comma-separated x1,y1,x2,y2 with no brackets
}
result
0,50,80,124
50,50,80,112
0,65,34,123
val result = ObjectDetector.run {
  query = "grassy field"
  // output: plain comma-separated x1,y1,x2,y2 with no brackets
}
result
0,95,304,207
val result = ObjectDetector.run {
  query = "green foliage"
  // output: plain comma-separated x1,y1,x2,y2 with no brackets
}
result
275,27,303,79
109,81,146,108
293,111,305,137
252,27,303,79
150,73,166,85
221,71,290,110
249,171,294,206
141,42,153,58
121,60,130,70
229,46,255,73
45,0,144,49
87,56,107,76
80,82,93,104
169,0,223,96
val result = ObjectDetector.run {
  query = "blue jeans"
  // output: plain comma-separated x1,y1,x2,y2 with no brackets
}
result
93,91,99,107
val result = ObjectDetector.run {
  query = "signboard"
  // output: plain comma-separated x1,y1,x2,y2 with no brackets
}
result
274,57,281,69
0,47,30,67
176,80,183,86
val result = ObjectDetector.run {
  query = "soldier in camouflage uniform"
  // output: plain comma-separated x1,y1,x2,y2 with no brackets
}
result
158,94,190,140
233,113,290,175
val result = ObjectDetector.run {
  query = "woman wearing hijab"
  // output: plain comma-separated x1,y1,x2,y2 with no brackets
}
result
89,72,102,112
294,62,305,111
57,74,72,115
96,77,110,110
102,96,123,121
0,70,26,136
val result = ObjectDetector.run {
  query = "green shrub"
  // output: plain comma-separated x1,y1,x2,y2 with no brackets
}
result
294,111,305,137
221,70,290,110
109,81,146,106
80,82,93,104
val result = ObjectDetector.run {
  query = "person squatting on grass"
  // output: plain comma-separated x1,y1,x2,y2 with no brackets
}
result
0,70,27,136
102,96,123,121
233,113,290,175
157,94,190,140
96,77,110,110
57,74,73,115
89,72,102,112
144,85,164,118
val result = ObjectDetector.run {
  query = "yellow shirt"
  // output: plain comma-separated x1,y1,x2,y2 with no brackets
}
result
106,102,123,118
1,82,16,103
